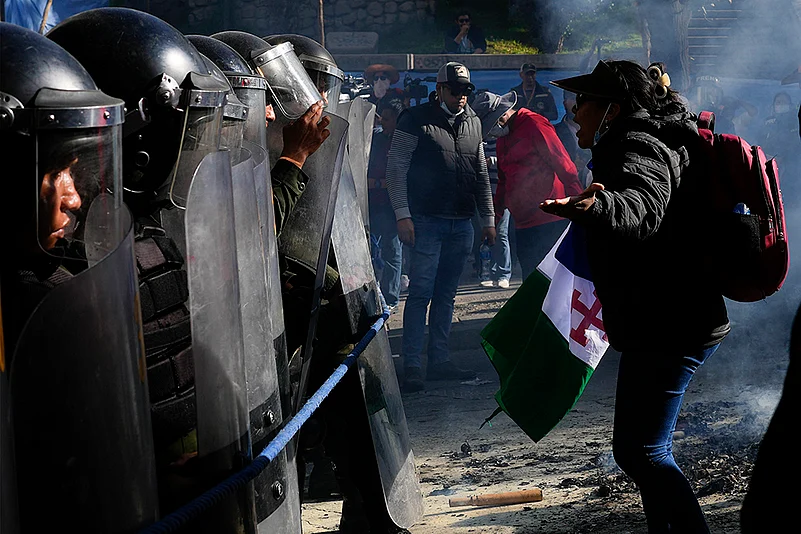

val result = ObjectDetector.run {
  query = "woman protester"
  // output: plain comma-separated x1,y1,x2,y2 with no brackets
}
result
543,60,730,533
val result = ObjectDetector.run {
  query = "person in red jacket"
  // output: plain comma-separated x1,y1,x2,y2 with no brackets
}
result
473,90,584,279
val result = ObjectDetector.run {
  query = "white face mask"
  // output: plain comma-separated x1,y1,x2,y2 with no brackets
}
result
775,104,791,115
487,123,510,139
373,78,390,99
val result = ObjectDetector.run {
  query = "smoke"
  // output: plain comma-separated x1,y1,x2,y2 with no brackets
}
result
566,1,801,439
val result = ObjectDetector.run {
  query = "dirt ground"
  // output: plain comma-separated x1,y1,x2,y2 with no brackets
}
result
301,260,797,534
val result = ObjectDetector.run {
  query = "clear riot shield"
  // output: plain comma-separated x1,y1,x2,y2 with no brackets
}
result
0,326,18,534
338,98,375,228
328,122,423,528
230,146,296,528
10,212,160,532
244,141,302,533
267,112,349,413
162,150,256,533
359,328,425,528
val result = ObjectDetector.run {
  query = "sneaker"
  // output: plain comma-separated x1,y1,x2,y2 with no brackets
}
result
427,361,477,381
400,274,410,293
479,280,494,288
497,279,510,289
403,367,424,392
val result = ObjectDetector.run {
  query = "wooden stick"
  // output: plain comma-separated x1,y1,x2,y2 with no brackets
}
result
449,488,543,508
38,0,54,34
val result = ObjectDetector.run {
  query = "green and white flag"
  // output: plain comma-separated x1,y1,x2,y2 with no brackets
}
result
481,223,610,442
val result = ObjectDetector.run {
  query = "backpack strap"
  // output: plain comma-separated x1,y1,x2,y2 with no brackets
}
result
698,111,716,133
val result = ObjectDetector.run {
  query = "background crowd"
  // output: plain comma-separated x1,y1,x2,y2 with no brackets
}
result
363,44,801,395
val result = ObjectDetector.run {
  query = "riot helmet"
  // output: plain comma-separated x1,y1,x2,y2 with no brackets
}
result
211,30,321,120
188,34,269,152
47,8,231,210
263,34,345,114
1,21,126,265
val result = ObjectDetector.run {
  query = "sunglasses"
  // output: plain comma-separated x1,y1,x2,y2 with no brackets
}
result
571,93,598,114
445,84,472,97
458,18,470,23
374,75,389,81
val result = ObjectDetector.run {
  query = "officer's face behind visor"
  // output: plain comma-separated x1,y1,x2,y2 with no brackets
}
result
36,129,120,255
306,69,343,114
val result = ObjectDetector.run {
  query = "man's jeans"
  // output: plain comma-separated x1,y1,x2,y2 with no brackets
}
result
614,344,720,534
491,209,511,282
402,215,473,369
473,209,511,282
370,208,402,307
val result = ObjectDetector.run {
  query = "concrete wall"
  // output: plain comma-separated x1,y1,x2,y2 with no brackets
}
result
325,0,434,33
130,0,434,42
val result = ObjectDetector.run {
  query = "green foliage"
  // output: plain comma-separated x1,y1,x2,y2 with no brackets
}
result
559,0,639,51
376,1,641,54
486,39,540,55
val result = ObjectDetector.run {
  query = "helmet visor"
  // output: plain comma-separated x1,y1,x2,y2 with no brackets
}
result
168,105,225,209
254,43,321,120
35,125,125,263
307,70,343,115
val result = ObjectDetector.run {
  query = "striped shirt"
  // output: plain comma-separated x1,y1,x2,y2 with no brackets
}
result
386,117,494,227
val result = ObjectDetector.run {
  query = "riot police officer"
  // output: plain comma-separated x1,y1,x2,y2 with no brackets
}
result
1,21,157,532
189,33,332,532
48,8,261,532
264,34,423,534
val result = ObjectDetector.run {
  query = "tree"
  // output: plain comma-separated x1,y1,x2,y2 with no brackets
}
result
635,0,693,91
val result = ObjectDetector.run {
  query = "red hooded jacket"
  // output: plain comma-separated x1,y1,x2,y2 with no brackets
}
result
495,108,583,229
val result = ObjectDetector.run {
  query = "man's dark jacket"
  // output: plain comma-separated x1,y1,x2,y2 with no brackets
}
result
443,25,486,53
511,82,558,121
554,116,579,161
397,101,484,219
573,102,730,352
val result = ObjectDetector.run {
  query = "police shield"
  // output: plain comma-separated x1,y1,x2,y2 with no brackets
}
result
0,316,18,534
337,98,376,227
238,141,302,533
228,145,296,529
267,112,349,410
162,149,256,533
10,212,160,532
328,148,423,527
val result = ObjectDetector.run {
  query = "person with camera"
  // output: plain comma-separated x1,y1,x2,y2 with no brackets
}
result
364,63,406,106
387,62,495,392
444,11,486,54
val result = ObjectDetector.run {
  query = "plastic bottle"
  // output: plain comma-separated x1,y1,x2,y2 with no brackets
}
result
479,242,492,281
733,202,751,215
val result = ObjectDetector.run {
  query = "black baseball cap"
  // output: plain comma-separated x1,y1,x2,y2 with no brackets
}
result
437,62,475,91
550,60,627,101
520,63,537,73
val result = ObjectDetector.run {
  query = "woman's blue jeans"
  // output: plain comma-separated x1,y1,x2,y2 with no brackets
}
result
613,344,720,534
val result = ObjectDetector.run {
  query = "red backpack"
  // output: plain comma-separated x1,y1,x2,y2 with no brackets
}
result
695,111,789,302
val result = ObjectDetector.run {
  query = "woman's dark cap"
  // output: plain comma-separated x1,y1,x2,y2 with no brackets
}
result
550,60,626,101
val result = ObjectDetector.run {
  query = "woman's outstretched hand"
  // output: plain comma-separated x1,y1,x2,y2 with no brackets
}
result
540,183,605,220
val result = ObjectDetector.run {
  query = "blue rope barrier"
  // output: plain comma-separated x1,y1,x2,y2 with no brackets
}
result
139,306,391,534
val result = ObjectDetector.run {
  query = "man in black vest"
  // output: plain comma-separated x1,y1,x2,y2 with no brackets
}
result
387,61,496,392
